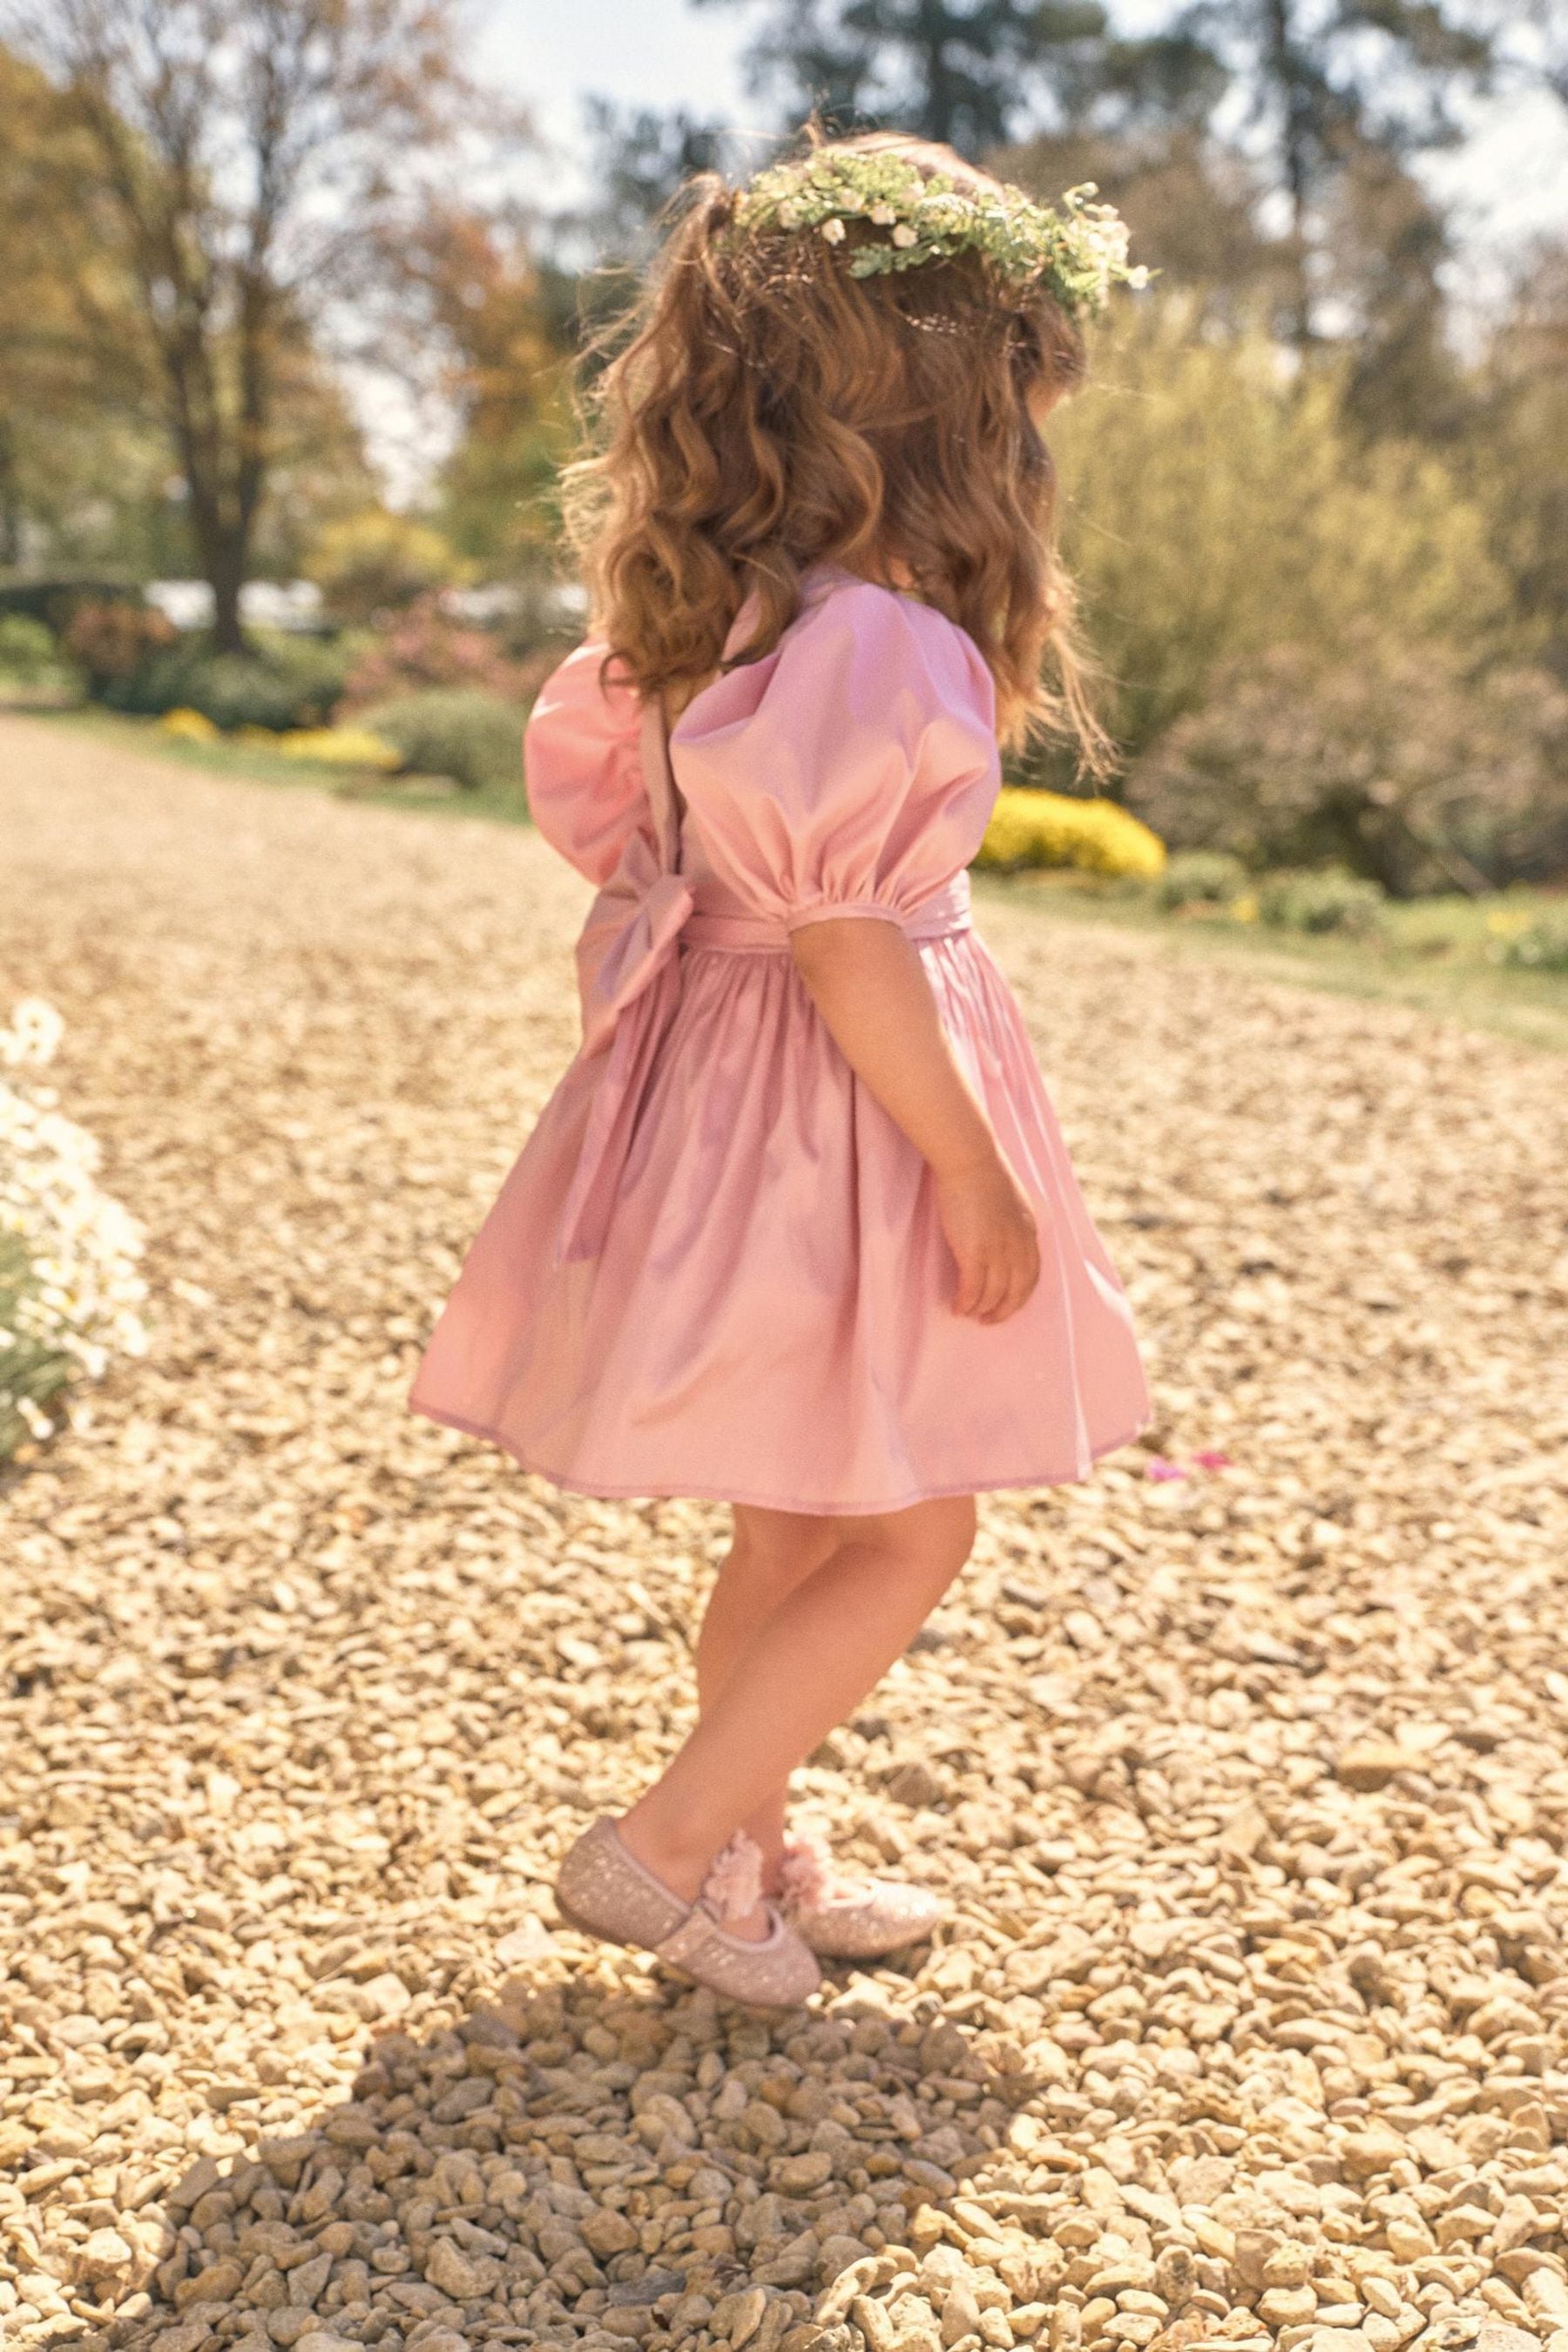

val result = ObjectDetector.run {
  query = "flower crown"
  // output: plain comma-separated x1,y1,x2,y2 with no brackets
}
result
730,150,1148,319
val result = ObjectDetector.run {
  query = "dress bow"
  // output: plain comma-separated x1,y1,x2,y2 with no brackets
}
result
574,822,694,1061
556,746,694,1265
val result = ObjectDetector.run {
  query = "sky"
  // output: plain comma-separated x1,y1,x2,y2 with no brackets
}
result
478,1,754,196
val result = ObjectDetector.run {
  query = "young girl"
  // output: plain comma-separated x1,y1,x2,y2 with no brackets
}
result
410,134,1151,2006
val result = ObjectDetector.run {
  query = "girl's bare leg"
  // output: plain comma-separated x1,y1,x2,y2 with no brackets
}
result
692,1504,843,1889
618,1495,976,1930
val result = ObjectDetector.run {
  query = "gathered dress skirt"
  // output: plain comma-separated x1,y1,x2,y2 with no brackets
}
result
409,913,1151,1515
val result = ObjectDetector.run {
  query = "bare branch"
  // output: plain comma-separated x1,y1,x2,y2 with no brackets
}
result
3,0,512,645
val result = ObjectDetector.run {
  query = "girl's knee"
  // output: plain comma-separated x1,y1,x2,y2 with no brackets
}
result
943,1494,978,1563
862,1493,976,1585
925,1495,977,1582
729,1503,840,1586
907,1497,975,1581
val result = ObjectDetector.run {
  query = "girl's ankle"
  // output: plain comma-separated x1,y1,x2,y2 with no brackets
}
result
614,1811,706,1903
617,1812,787,1921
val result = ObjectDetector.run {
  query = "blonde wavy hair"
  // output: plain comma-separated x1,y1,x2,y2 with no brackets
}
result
564,132,1105,760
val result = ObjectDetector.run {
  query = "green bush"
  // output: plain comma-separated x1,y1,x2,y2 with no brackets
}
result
340,596,530,707
304,509,466,625
64,599,179,694
1126,639,1568,896
1153,850,1248,910
359,688,522,792
1259,868,1388,936
118,650,302,731
103,630,355,730
1501,910,1568,973
258,632,358,722
1050,309,1516,766
0,613,61,684
0,579,143,640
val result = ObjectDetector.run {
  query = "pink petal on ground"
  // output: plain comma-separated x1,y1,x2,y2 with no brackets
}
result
1190,1450,1233,1471
1145,1458,1188,1482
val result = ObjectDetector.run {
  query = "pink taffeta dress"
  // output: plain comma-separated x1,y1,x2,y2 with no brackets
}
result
409,569,1151,1513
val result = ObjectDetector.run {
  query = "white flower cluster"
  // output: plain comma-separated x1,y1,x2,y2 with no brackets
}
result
0,997,148,1451
733,151,1150,317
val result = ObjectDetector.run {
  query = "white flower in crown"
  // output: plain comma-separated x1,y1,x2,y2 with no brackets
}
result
1084,214,1131,268
730,150,1148,318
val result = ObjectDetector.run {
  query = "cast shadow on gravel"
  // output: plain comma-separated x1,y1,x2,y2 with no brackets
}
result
57,1956,1036,2352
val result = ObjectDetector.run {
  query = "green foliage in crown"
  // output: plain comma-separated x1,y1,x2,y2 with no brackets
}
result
730,150,1149,319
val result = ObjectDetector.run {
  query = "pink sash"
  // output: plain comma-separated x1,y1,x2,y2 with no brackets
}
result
553,705,969,1265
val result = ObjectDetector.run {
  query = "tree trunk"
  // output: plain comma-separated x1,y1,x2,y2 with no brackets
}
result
917,0,956,146
210,558,247,656
1262,0,1315,350
187,481,251,653
0,424,22,570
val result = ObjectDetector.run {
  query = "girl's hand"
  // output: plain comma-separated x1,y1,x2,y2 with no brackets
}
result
787,920,1041,1322
936,1154,1041,1323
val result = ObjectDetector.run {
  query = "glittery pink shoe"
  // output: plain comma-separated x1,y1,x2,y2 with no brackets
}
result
554,1818,821,2009
779,1831,946,1959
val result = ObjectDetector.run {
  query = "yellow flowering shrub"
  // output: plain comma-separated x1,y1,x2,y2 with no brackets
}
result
274,727,402,771
976,787,1166,878
157,706,220,743
1500,909,1568,971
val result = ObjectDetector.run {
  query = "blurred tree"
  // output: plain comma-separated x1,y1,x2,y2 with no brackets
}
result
693,0,1113,156
0,43,375,581
1323,144,1461,439
578,98,728,256
1485,0,1568,112
247,360,381,581
701,0,1497,349
1179,0,1496,348
405,205,578,573
302,507,465,625
1462,240,1568,680
999,125,1288,326
1038,307,1512,766
7,0,498,650
0,44,150,567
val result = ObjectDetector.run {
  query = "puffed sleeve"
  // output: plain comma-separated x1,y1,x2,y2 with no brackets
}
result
524,641,649,885
670,580,1000,930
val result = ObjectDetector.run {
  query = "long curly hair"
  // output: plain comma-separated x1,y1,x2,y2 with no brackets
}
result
564,132,1105,760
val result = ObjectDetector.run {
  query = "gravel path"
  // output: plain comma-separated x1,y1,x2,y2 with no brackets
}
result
3,712,1566,2352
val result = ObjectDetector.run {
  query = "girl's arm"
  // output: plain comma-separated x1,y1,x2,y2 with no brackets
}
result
790,916,1040,1324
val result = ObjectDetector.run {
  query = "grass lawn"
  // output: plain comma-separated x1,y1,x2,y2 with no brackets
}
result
19,696,1568,1053
15,698,533,830
975,869,1568,1053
